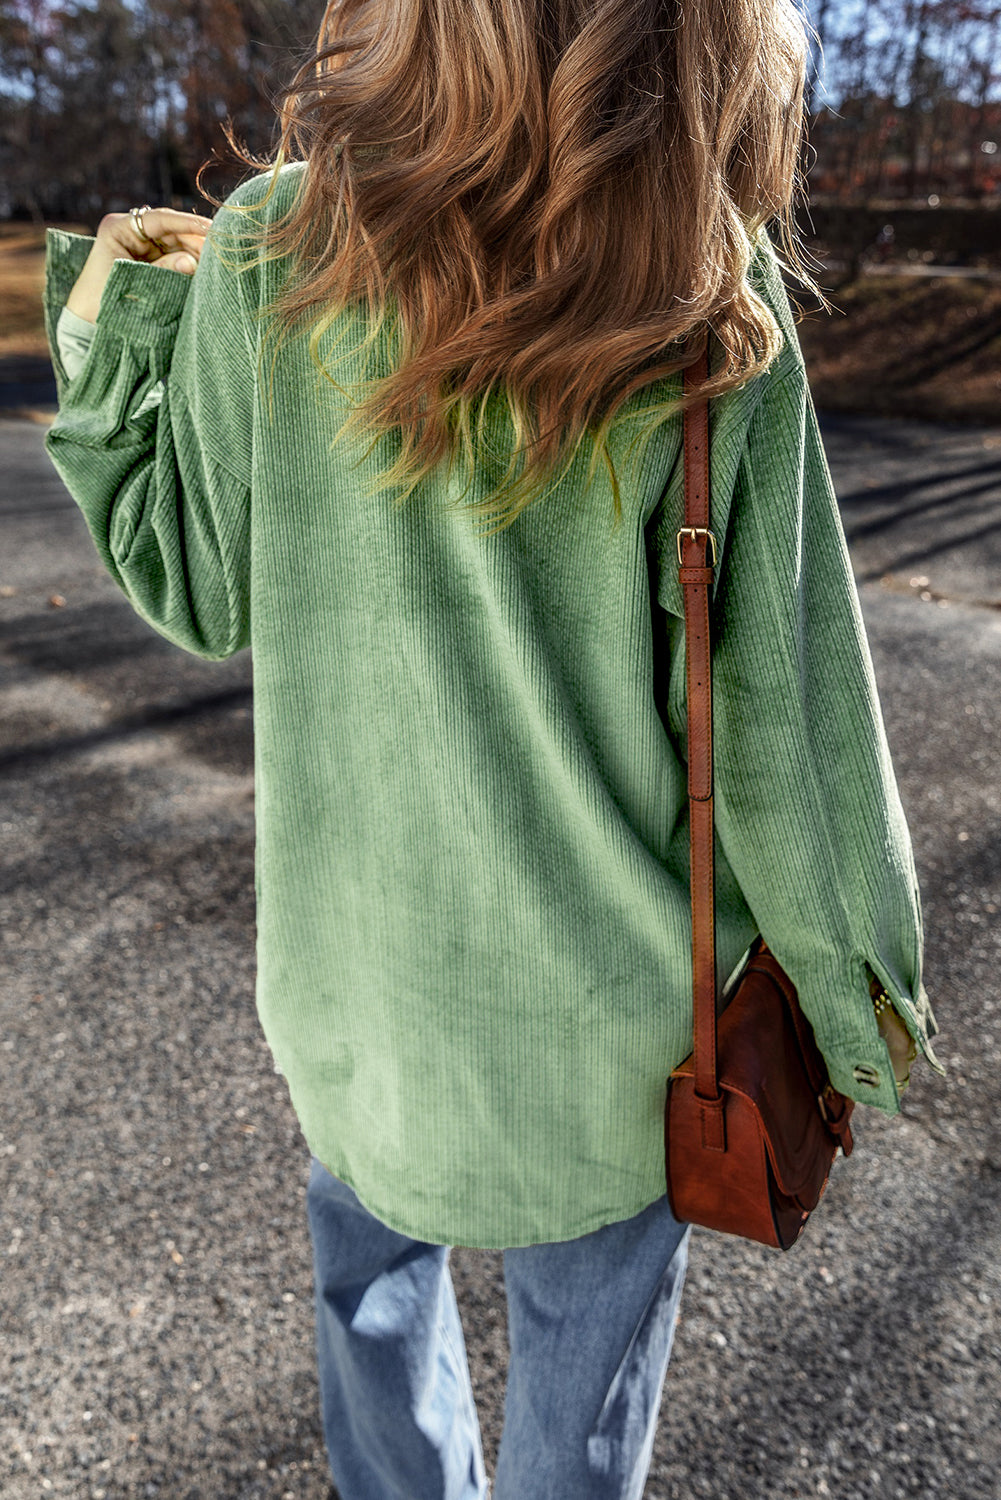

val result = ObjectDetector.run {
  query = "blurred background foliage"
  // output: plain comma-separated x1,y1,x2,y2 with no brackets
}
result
0,0,319,219
0,0,999,221
1,0,999,419
808,0,1001,203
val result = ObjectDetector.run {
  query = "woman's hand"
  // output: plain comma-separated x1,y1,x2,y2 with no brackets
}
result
877,1004,919,1093
65,206,214,325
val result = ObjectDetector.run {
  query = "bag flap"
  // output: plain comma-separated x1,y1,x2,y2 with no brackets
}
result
713,965,835,1199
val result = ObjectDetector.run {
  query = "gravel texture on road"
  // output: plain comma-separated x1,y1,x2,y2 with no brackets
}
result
2,411,999,1500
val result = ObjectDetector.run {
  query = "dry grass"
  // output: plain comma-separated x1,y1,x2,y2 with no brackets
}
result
0,222,90,357
795,274,1001,426
3,225,1000,425
0,224,55,357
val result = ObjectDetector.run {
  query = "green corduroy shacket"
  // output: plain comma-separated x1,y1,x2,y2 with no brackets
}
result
42,163,944,1248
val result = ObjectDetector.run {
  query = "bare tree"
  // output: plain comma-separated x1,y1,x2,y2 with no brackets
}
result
806,0,1001,201
2,0,999,218
0,0,318,220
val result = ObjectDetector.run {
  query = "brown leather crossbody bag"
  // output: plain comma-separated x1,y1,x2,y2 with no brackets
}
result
664,347,855,1250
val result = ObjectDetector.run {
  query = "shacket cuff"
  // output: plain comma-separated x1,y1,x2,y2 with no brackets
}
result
817,965,907,1111
824,1043,903,1114
44,229,192,408
861,934,947,1080
791,953,945,1115
875,974,947,1079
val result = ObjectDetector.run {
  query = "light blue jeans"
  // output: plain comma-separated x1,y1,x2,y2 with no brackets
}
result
306,1156,692,1500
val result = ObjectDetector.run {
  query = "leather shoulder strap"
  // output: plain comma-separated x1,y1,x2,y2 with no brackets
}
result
678,346,722,1125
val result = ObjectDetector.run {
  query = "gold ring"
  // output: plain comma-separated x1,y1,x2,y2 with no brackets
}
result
130,204,154,242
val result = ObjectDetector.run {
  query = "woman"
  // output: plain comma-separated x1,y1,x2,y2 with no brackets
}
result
43,1,945,1496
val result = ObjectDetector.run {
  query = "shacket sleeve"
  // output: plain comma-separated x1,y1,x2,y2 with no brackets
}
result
705,357,945,1114
41,181,265,661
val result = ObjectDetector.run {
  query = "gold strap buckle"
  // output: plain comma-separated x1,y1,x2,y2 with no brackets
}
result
676,527,718,567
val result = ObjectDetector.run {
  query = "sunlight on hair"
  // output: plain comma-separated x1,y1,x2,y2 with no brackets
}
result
198,0,826,535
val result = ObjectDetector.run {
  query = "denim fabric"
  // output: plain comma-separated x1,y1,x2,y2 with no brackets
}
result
306,1157,691,1500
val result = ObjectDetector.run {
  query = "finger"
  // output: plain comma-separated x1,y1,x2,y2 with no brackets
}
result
149,249,199,275
142,231,209,268
174,229,208,252
92,217,205,277
137,207,214,240
121,208,213,260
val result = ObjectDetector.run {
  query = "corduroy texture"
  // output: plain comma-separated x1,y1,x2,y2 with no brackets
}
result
43,163,943,1248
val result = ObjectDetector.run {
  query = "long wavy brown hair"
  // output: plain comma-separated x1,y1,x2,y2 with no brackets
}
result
204,0,821,534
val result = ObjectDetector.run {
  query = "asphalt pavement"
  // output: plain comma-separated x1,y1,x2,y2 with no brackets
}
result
1,407,999,1500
